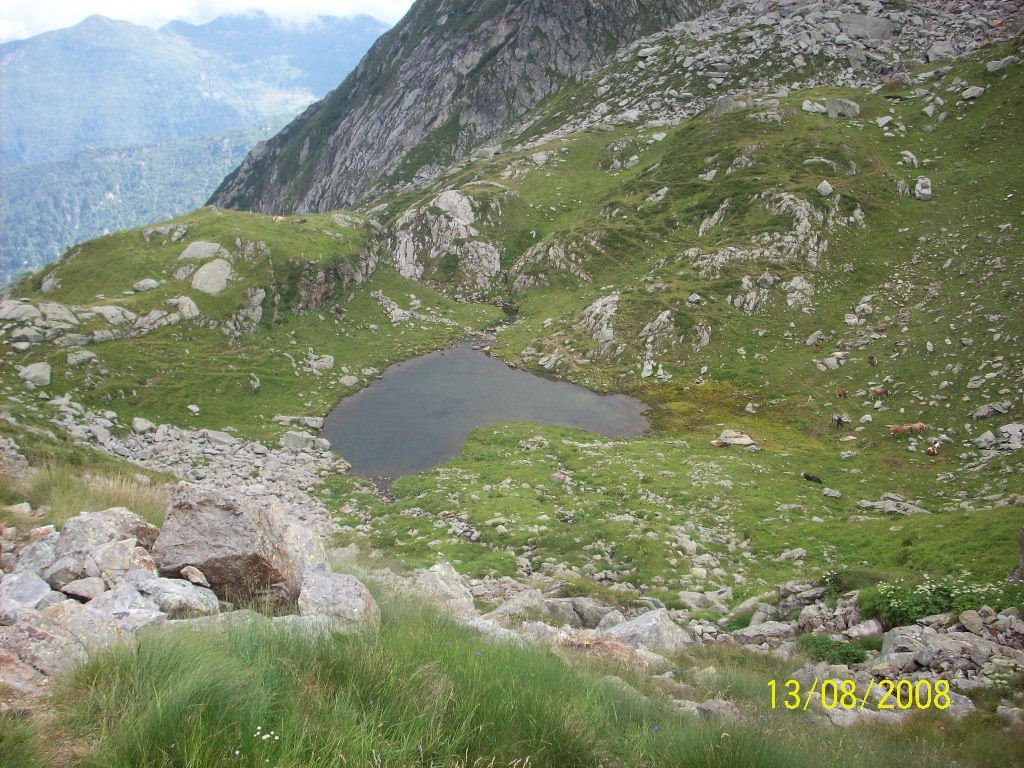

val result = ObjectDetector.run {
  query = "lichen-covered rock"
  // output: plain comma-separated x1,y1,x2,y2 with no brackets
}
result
826,98,860,119
297,570,380,631
129,575,220,619
191,258,232,295
600,608,695,655
18,362,51,388
179,241,228,260
55,508,160,558
0,572,55,610
413,562,476,617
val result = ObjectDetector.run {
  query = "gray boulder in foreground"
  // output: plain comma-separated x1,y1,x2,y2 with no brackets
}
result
152,484,326,603
413,562,476,617
600,608,694,655
297,569,380,631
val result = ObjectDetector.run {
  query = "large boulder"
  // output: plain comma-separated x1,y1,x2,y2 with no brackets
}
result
280,431,330,453
297,570,380,631
600,608,694,655
710,429,755,448
38,509,162,588
0,300,42,322
731,620,797,645
712,94,751,118
18,362,51,388
482,589,547,627
191,258,232,295
0,572,56,610
91,538,158,585
0,608,88,676
914,176,933,201
40,600,126,650
152,485,326,603
826,98,860,119
179,241,228,260
56,508,160,556
414,562,476,616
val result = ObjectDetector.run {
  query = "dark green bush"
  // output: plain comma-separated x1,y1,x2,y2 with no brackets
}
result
798,634,868,666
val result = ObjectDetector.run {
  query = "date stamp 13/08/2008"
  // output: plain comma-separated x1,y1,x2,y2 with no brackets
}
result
769,679,953,711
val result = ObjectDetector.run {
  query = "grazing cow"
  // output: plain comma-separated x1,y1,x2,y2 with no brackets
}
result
868,385,889,398
890,424,912,436
868,355,878,367
836,388,848,399
802,472,824,484
273,215,286,223
925,441,941,456
909,422,927,434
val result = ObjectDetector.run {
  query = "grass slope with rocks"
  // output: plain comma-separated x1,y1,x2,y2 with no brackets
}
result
2,3,1024,766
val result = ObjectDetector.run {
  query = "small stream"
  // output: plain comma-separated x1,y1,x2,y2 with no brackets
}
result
321,340,648,483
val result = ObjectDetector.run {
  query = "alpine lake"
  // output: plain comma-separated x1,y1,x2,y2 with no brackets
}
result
322,340,648,484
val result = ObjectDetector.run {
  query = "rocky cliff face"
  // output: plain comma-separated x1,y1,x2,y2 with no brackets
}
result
209,0,708,213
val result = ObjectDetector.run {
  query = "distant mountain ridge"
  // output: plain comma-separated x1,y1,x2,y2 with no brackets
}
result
163,11,391,98
0,12,389,283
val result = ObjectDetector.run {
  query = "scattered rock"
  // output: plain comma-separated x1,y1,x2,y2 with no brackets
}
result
132,417,156,435
191,258,232,295
179,242,227,260
280,431,331,453
601,608,694,655
710,429,755,448
826,98,860,119
414,563,476,617
914,176,933,201
297,570,381,631
18,363,51,388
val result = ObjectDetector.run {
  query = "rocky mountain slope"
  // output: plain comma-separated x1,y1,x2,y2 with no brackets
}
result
0,13,388,284
2,0,1024,762
209,0,710,213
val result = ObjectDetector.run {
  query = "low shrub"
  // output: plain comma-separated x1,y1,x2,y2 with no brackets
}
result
859,572,1024,628
798,634,868,666
723,609,755,632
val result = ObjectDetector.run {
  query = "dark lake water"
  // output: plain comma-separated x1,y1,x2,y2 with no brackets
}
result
321,341,648,481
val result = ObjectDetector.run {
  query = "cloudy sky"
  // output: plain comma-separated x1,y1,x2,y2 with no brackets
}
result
0,1,415,42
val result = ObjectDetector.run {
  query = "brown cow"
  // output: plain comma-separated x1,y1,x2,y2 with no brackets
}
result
909,422,927,434
890,424,912,436
836,388,848,399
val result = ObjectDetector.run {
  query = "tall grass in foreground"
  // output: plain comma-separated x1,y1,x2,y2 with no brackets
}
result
0,463,169,528
35,603,799,768
8,600,1017,768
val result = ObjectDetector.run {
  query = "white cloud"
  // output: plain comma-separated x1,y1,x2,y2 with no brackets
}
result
0,1,413,43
